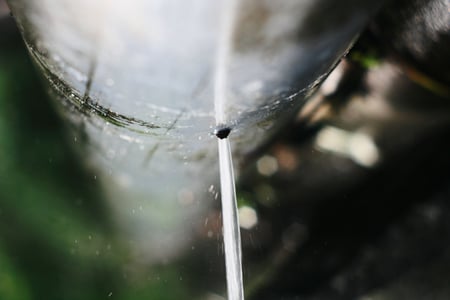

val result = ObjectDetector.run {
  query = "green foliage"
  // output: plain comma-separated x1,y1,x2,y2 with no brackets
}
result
349,51,381,69
0,243,32,300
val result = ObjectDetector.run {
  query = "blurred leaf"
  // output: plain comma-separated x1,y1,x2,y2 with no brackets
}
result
0,243,32,300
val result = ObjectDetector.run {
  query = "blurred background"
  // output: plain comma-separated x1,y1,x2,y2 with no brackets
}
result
1,0,450,299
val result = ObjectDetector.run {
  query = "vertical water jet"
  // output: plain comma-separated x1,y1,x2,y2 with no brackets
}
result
217,132,244,300
213,0,244,298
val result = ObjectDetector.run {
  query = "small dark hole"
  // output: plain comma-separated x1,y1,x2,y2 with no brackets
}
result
214,127,231,139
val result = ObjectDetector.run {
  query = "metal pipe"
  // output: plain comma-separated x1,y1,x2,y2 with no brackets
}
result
8,0,384,280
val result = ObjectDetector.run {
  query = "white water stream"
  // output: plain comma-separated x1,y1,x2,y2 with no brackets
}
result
213,0,245,299
217,138,244,300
